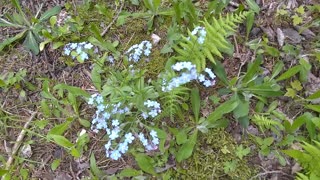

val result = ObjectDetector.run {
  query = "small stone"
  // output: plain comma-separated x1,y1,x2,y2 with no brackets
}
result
21,144,32,158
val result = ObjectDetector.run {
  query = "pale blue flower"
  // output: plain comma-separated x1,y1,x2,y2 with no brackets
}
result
198,36,205,44
84,43,93,49
150,130,157,137
124,133,135,143
112,119,120,127
203,80,212,87
70,43,77,49
103,112,111,119
110,150,121,160
80,52,89,61
141,112,148,119
64,48,71,55
152,137,159,145
109,128,120,140
96,96,104,104
105,141,111,150
198,74,205,82
118,142,129,154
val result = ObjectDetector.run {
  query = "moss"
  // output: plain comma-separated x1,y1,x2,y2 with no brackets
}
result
173,128,256,180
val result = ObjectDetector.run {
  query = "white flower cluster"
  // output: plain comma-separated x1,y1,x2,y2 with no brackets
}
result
126,41,152,62
87,94,161,160
141,100,161,119
162,62,216,92
63,42,93,62
190,26,206,44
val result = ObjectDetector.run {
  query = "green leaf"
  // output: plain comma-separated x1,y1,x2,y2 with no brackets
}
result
119,168,142,177
291,80,303,91
246,11,255,39
53,84,90,98
243,54,262,84
235,145,251,160
176,130,188,145
307,90,320,100
0,30,26,51
276,65,301,82
245,0,260,13
49,16,57,27
207,99,238,123
51,159,61,171
284,88,296,98
90,153,103,177
212,61,229,85
264,137,274,146
292,14,303,25
23,31,39,54
305,105,320,113
176,131,198,162
134,153,156,175
270,61,284,80
0,169,8,176
191,88,200,121
71,147,80,158
238,116,249,128
47,120,72,136
49,135,74,148
289,113,312,132
233,95,249,118
39,6,61,22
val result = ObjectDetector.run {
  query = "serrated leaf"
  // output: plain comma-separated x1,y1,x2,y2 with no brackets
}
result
290,80,303,91
39,6,61,22
292,15,303,26
284,88,296,98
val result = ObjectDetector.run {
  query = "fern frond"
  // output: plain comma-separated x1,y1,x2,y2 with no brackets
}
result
173,11,249,71
160,86,189,121
252,114,284,131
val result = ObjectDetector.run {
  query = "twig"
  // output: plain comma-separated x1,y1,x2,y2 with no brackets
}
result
100,0,124,37
2,111,37,178
249,170,293,180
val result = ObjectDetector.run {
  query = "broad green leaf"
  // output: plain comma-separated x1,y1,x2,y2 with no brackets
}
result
10,0,30,26
176,131,198,162
88,36,117,53
39,6,61,22
23,31,39,54
245,0,260,13
91,64,102,91
233,94,249,118
40,99,51,117
191,88,200,121
176,130,188,145
71,147,80,158
119,168,142,177
246,11,255,39
0,169,8,176
212,61,229,86
51,159,61,171
0,30,26,51
207,99,238,123
276,65,301,82
243,54,262,84
238,116,249,128
90,153,103,177
245,84,282,97
89,23,103,42
95,4,112,20
270,61,284,80
307,90,320,100
305,105,320,113
264,137,274,146
49,135,74,148
134,153,156,175
79,119,91,128
47,120,72,136
49,16,57,27
53,84,90,98
289,113,312,132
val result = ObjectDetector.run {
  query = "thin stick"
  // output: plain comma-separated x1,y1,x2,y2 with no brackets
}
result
100,0,125,37
2,112,37,174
